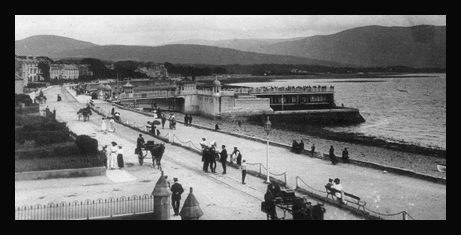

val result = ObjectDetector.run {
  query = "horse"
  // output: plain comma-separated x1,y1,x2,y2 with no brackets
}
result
143,142,165,169
77,108,92,122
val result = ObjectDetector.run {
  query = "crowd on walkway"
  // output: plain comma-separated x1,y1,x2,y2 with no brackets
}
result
291,140,349,164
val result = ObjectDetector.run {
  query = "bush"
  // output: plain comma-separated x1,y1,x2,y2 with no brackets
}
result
75,135,99,156
15,94,33,106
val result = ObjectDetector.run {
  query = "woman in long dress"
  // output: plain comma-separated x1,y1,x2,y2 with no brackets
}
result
110,141,118,169
117,145,124,169
101,118,107,134
109,118,117,132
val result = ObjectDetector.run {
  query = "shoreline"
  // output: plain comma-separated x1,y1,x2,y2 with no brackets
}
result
195,73,443,85
138,106,446,178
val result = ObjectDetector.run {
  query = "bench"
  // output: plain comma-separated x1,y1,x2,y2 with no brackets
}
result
325,186,366,210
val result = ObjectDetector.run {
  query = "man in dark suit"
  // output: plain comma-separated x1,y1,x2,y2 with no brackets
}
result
170,178,184,216
220,145,228,174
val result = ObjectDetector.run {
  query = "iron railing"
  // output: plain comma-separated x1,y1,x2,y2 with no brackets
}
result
15,194,154,220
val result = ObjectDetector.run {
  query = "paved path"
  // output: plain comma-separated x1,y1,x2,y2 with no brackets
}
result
15,86,365,220
88,90,446,220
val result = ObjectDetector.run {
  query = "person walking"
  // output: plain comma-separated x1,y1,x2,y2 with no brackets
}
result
231,147,242,166
161,114,166,129
136,134,145,157
241,160,247,184
188,115,193,126
170,178,184,216
110,105,115,117
329,145,338,165
220,145,228,174
109,141,118,169
109,117,117,132
101,118,107,134
311,144,315,157
102,145,109,169
209,141,218,173
342,148,350,163
184,115,188,126
117,145,124,169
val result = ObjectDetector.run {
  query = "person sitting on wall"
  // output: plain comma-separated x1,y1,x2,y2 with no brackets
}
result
291,140,299,153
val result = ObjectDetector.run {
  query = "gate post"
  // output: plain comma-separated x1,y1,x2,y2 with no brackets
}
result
152,171,172,220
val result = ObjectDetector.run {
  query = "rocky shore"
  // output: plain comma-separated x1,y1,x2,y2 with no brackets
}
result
159,111,446,179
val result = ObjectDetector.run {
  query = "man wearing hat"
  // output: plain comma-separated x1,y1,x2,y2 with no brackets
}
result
170,177,184,216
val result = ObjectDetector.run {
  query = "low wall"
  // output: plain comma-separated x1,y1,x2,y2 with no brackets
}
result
93,100,445,185
15,167,106,181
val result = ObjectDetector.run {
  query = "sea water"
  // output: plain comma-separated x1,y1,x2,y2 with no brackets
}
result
229,73,446,150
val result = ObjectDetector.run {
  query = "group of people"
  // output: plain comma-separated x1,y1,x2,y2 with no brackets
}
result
199,138,247,184
328,146,349,165
325,178,345,204
158,113,176,130
291,139,305,154
102,141,125,170
183,114,193,126
100,105,119,134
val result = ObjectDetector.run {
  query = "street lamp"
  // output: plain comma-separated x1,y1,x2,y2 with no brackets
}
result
264,116,272,183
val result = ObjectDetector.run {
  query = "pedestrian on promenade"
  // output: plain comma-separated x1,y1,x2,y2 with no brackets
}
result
117,145,124,169
241,160,247,184
109,117,117,132
184,115,188,126
136,134,145,156
161,114,166,129
311,144,315,157
291,140,299,153
209,141,218,173
156,129,160,136
331,178,345,204
238,120,242,128
102,145,109,169
215,123,220,131
170,178,184,216
101,118,107,134
329,145,338,165
157,108,162,119
231,147,242,166
109,141,118,169
342,148,350,163
220,145,228,174
110,105,115,117
189,115,193,126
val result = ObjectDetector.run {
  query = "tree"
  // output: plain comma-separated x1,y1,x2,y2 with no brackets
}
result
80,58,110,79
38,62,50,81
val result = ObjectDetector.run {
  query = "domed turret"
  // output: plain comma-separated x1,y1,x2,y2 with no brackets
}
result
212,78,221,87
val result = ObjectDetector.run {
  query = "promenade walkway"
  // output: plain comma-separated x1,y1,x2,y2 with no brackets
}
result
94,97,446,220
16,86,365,220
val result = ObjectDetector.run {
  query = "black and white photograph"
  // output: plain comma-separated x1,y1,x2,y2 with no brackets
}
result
15,15,446,220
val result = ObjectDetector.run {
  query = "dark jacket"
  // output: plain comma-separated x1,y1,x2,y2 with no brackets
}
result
220,149,228,162
171,182,184,199
137,137,145,148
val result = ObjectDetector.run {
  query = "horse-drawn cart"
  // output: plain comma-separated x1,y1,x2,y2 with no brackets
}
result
136,140,165,169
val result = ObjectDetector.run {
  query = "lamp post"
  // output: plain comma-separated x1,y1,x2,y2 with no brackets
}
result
264,116,272,183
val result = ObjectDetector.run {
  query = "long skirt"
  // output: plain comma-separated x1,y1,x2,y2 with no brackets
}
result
117,154,124,168
110,153,117,169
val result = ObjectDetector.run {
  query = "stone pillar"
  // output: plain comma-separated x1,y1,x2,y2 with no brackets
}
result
152,171,172,220
179,187,203,220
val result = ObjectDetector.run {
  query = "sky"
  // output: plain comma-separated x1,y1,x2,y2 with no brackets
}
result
15,15,446,46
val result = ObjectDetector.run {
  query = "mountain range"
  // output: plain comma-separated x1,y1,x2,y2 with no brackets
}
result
15,25,446,68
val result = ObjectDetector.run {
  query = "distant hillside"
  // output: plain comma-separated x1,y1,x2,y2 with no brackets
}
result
259,25,446,68
173,25,446,68
49,44,344,66
15,35,98,57
171,37,305,51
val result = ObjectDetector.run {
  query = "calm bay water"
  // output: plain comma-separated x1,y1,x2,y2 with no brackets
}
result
229,74,446,150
